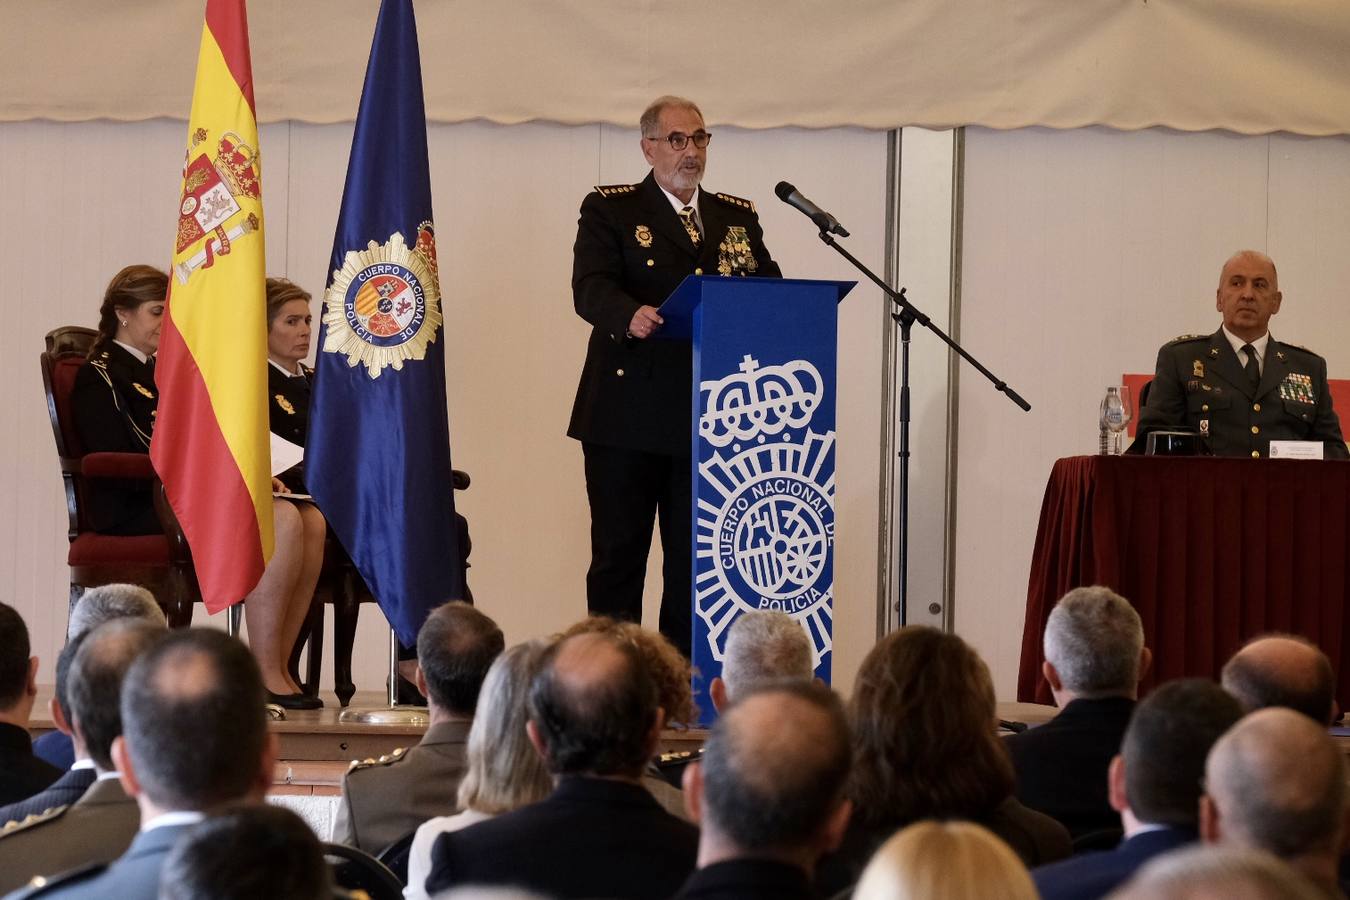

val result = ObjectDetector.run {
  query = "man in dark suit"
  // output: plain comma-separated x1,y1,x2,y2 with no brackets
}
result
1005,586,1152,842
335,602,503,853
569,95,781,656
2,641,90,824
13,629,276,899
1221,634,1337,725
1033,679,1243,900
0,621,162,894
675,682,851,900
0,604,59,808
1133,250,1348,459
425,630,699,899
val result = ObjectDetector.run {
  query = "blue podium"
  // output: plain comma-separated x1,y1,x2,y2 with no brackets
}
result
660,275,855,724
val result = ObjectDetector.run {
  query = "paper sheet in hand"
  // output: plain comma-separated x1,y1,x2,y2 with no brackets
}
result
270,432,305,476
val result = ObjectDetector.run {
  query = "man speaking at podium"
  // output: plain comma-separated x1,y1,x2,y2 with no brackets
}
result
568,95,781,657
1134,250,1348,459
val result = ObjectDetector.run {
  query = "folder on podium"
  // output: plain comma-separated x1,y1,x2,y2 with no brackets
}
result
660,275,854,724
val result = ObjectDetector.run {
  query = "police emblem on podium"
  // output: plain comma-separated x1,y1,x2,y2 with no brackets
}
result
661,275,853,724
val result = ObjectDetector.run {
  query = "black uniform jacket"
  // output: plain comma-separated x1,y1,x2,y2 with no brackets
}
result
69,342,159,534
268,362,311,493
567,170,781,456
1135,329,1348,459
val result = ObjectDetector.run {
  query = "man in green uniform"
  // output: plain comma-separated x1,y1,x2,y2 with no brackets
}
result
1134,250,1348,459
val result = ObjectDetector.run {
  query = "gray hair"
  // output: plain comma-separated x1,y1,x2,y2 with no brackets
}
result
456,641,553,814
1043,586,1143,696
721,610,814,703
68,583,165,640
639,95,703,137
1107,845,1323,900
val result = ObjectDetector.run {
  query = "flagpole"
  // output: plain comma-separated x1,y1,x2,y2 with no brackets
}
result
338,626,428,725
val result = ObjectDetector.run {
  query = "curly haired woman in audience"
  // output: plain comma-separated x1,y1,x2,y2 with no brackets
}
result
816,626,1071,894
406,641,553,900
853,821,1038,900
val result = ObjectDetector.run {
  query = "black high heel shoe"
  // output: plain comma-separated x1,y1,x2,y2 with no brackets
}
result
267,690,323,711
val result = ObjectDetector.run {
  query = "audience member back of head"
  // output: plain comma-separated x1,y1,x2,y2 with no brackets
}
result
158,804,330,900
675,681,851,899
853,821,1039,900
710,609,815,712
1221,634,1336,725
0,602,59,806
1106,845,1326,900
424,630,698,900
1032,678,1244,900
816,626,1070,896
1007,585,1149,841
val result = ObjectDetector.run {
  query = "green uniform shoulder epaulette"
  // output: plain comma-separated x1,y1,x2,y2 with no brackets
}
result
1165,334,1209,345
1278,341,1323,359
0,804,69,838
594,183,638,198
711,192,756,213
346,746,406,774
656,748,703,769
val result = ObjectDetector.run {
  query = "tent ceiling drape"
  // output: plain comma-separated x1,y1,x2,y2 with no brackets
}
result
7,1,1350,136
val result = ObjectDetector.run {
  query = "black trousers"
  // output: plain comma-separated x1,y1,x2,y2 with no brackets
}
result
582,442,692,658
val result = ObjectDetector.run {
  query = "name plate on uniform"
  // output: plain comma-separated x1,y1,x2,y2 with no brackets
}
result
1268,441,1325,460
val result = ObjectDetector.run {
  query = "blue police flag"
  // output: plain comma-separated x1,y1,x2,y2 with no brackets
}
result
307,0,462,647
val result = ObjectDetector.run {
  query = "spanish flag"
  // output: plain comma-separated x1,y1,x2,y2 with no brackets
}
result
150,0,271,612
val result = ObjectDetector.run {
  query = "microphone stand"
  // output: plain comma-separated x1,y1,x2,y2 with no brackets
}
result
815,228,1030,628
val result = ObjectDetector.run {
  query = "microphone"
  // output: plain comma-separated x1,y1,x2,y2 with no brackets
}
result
775,181,849,237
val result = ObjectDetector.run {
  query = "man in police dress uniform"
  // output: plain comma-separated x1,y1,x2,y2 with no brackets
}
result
568,96,781,657
1134,250,1348,459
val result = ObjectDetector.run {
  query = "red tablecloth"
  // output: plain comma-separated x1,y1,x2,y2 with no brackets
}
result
1018,455,1350,704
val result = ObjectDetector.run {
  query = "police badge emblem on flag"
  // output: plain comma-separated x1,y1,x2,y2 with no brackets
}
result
321,222,443,378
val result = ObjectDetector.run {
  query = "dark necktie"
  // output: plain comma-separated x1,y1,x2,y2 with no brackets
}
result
678,206,701,247
1242,343,1260,388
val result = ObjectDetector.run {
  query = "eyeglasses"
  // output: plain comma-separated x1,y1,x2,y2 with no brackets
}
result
645,130,712,151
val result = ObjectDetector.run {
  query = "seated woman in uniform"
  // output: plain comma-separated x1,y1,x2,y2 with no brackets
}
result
71,265,325,709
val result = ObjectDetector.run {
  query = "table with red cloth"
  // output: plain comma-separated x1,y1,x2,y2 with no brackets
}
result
1018,455,1350,704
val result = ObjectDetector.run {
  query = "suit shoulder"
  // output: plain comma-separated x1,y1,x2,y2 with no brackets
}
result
0,803,69,838
592,183,640,199
709,191,757,214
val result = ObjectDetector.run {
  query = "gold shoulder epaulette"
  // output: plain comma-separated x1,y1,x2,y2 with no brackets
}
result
657,748,702,767
594,184,638,198
1166,334,1208,345
712,192,755,213
348,746,406,774
0,805,69,838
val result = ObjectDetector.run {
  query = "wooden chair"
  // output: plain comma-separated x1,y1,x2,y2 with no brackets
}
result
41,326,199,626
289,471,472,707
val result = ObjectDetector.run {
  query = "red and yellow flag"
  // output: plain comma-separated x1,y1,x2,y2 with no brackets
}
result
150,0,272,612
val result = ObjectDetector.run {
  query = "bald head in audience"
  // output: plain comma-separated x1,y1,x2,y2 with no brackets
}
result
686,682,852,873
526,631,662,779
1108,845,1325,900
709,610,815,712
1200,708,1348,895
1220,634,1336,725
